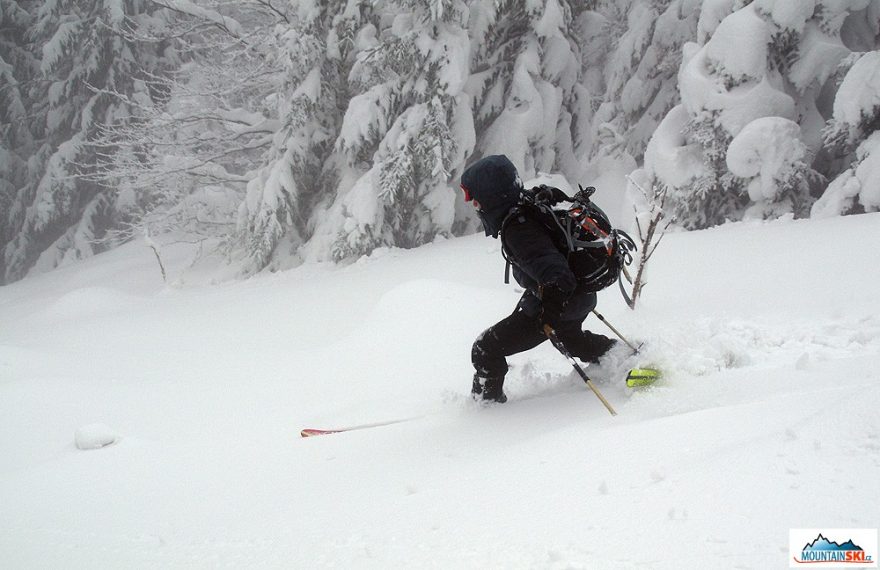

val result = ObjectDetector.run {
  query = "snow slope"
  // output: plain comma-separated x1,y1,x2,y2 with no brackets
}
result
1,213,879,569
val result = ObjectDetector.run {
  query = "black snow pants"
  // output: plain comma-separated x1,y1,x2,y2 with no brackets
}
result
472,289,616,379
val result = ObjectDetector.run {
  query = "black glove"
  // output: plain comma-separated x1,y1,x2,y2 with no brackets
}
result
573,185,596,203
538,283,570,332
533,185,570,205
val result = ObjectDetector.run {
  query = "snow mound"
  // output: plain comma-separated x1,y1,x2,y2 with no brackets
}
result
43,287,141,321
74,423,119,450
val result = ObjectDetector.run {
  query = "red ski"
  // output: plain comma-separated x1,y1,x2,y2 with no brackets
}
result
300,416,419,438
300,428,345,437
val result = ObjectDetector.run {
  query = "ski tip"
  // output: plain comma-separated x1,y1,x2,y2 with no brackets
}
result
300,428,343,438
625,367,661,388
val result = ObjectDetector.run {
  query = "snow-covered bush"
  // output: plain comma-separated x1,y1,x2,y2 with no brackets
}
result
624,170,672,310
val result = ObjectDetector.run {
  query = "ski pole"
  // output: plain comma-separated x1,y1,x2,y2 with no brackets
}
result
591,310,641,354
543,325,617,416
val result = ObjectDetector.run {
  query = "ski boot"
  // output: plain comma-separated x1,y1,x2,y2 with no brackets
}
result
471,374,508,404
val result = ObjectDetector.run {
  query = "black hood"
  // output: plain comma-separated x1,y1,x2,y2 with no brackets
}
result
460,155,523,237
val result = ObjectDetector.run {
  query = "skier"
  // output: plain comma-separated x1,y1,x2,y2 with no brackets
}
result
461,155,618,403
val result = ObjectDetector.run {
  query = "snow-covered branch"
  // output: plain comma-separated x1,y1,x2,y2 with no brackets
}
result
625,174,673,310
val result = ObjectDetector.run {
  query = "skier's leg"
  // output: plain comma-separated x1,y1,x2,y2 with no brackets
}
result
553,290,616,364
556,325,617,363
471,308,546,401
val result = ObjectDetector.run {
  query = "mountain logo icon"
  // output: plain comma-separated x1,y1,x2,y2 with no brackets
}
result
803,534,864,553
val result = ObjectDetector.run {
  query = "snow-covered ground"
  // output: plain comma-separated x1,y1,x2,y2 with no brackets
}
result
1,213,879,569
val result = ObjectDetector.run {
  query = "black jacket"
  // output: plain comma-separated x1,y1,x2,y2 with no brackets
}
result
502,206,577,296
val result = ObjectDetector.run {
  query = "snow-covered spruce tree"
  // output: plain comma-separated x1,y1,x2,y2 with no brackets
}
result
236,0,368,273
466,0,581,184
788,0,880,217
0,0,40,282
239,0,602,270
576,0,700,171
241,0,694,270
812,50,880,216
655,2,800,227
299,0,475,262
641,0,879,229
1,0,174,283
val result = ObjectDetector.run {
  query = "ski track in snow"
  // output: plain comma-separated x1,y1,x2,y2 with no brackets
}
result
490,312,880,414
642,313,880,378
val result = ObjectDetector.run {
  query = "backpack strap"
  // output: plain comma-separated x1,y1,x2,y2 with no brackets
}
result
619,273,634,306
499,206,523,285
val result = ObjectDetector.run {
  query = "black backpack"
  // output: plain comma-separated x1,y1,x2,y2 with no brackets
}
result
501,185,636,294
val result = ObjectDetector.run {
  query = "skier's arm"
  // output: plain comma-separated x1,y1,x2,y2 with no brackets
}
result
503,216,577,299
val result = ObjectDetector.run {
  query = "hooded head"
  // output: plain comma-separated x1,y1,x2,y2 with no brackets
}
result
460,155,523,237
